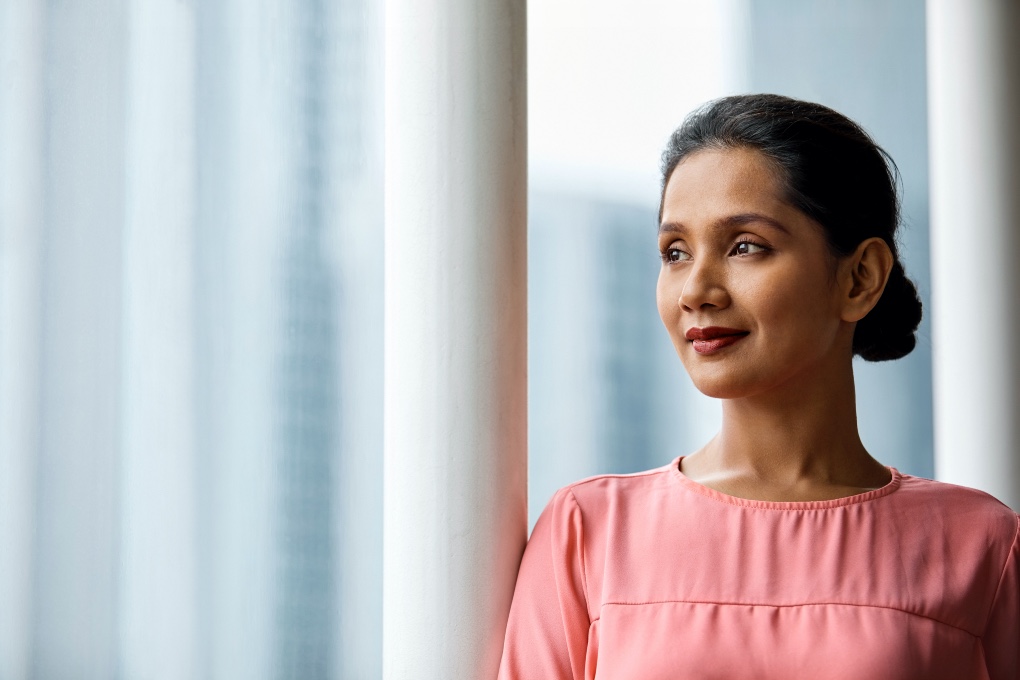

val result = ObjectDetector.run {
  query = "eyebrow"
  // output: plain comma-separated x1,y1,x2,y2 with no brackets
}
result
658,212,791,236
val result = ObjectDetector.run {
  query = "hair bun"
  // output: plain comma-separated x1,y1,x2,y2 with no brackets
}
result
852,260,923,362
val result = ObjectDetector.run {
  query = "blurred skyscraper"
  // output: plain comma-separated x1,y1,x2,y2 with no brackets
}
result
273,3,338,677
192,0,382,677
528,191,700,524
0,0,382,677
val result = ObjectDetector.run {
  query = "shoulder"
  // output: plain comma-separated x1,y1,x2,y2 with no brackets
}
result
528,461,682,613
893,473,1018,546
548,459,679,517
895,473,1017,520
531,459,681,560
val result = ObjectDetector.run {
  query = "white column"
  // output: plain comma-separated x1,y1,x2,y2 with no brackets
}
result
0,1,45,677
383,0,527,677
31,1,127,675
200,1,293,676
928,0,1020,508
331,0,385,676
118,1,198,678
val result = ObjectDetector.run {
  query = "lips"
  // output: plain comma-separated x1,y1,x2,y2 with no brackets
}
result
684,326,749,354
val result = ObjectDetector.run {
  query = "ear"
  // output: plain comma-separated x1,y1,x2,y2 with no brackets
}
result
839,237,894,323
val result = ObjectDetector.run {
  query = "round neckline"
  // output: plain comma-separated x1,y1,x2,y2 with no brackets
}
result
670,455,902,510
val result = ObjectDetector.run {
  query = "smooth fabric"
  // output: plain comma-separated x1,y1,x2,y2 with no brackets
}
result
499,457,1020,679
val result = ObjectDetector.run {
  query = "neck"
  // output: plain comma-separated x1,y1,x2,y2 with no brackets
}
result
685,352,890,497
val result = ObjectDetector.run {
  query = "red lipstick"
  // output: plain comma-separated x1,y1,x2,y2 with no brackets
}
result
684,326,749,354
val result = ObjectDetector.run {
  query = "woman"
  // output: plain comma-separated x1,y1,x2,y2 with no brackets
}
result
498,94,1019,679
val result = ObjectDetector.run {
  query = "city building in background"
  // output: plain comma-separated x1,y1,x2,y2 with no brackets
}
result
527,191,707,524
0,0,382,678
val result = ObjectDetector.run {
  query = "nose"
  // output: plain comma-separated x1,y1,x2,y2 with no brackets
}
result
678,258,731,312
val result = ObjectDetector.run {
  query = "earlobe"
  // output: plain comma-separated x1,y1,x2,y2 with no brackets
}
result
842,238,894,323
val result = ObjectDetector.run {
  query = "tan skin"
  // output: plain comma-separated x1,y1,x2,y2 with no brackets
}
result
657,146,895,502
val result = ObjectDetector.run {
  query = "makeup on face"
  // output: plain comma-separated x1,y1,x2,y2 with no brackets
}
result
685,326,750,355
655,147,850,400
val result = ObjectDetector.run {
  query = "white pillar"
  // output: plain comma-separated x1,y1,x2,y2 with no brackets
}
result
0,1,45,677
331,0,385,676
383,0,527,676
928,0,1020,508
118,1,198,677
198,1,293,676
31,1,127,675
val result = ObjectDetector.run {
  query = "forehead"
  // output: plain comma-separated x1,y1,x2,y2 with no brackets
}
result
661,147,793,228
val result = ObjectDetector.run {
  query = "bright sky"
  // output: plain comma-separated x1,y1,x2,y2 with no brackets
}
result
529,0,748,206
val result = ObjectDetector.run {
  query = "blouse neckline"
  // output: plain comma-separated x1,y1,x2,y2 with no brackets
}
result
670,455,902,510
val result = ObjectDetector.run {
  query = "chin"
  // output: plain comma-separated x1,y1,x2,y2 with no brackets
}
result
689,378,756,400
685,364,772,400
686,353,834,400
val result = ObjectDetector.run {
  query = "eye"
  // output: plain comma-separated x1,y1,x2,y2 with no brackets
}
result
661,247,691,264
732,240,768,256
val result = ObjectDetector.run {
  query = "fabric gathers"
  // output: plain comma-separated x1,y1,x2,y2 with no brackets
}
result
498,457,1020,680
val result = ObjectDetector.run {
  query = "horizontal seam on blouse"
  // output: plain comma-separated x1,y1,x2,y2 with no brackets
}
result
593,599,978,637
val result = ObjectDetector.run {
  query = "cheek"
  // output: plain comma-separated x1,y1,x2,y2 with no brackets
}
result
655,273,671,322
656,273,692,366
751,271,841,345
656,271,683,332
750,284,789,326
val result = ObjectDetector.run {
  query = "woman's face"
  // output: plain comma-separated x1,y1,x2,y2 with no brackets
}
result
656,146,854,399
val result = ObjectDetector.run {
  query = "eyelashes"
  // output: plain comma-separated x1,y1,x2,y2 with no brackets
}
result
658,239,771,265
731,239,769,256
659,247,689,264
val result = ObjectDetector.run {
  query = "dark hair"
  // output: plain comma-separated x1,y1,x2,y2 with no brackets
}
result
659,93,922,362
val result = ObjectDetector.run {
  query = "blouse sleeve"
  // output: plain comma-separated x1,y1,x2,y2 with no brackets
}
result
498,487,592,680
981,513,1020,680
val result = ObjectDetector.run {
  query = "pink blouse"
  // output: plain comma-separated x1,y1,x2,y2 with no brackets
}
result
498,457,1020,679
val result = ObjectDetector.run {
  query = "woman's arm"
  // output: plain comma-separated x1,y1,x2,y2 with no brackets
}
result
498,487,592,680
981,513,1020,680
